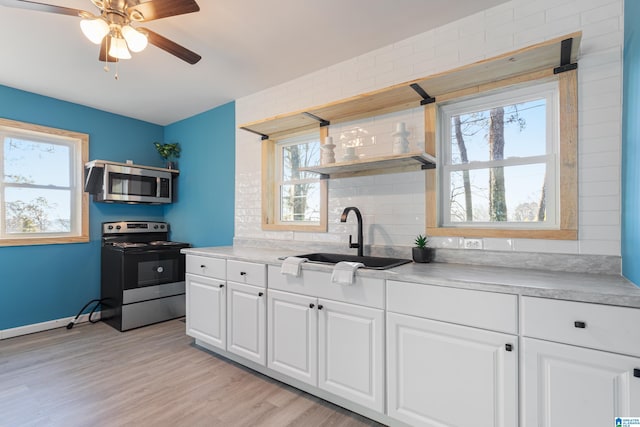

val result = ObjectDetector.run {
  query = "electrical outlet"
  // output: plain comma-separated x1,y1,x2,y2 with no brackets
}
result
463,238,483,250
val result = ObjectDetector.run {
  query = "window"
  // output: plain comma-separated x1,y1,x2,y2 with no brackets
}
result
262,131,327,231
440,82,558,228
0,118,89,246
277,134,321,223
427,70,578,240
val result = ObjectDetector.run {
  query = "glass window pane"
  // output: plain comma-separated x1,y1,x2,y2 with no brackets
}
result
281,140,320,181
280,182,320,222
449,163,546,223
449,99,547,165
4,187,71,233
4,138,70,186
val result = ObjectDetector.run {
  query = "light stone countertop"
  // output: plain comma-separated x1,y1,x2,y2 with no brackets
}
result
182,246,640,309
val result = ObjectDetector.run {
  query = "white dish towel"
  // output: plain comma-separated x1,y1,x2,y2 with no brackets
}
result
331,261,365,285
280,256,308,277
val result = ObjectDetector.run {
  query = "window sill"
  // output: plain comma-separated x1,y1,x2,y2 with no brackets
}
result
426,227,577,240
0,235,90,247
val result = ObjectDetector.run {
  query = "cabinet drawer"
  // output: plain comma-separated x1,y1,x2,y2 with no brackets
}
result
268,265,384,309
186,255,226,279
387,280,518,334
227,260,266,287
522,297,640,357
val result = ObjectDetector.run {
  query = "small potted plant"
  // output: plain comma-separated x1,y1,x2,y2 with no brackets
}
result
153,142,181,169
412,234,434,263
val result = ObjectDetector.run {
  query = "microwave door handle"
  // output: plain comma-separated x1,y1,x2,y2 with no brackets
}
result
156,177,161,198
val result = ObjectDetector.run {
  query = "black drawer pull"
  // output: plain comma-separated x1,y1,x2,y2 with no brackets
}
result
258,292,264,297
219,284,224,288
505,343,513,352
200,265,206,268
318,304,323,310
240,271,247,276
574,321,587,329
309,303,315,309
634,368,640,378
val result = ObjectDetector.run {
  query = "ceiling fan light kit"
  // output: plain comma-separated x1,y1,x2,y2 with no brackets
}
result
5,0,202,73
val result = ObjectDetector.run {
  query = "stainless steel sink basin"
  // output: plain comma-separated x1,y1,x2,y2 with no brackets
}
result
294,253,411,270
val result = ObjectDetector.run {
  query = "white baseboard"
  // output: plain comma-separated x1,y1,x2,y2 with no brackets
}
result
0,311,101,340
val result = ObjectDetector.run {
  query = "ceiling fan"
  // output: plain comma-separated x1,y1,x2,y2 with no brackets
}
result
2,0,201,65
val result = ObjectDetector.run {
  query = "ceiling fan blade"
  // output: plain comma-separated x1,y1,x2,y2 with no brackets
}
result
99,39,118,63
126,0,199,22
140,28,201,64
1,0,85,17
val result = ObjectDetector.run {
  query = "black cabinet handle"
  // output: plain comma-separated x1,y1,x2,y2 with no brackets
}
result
574,321,587,329
309,303,315,309
258,292,264,297
634,368,640,378
200,265,206,268
219,284,224,288
318,304,324,310
505,343,513,352
240,271,247,276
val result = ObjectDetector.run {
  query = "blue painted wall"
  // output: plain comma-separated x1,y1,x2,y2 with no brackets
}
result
0,85,165,330
163,102,235,247
622,1,640,286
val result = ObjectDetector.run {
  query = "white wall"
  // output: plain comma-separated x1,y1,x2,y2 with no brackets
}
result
235,0,623,257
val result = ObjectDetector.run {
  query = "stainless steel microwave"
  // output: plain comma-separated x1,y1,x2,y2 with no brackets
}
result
84,160,174,204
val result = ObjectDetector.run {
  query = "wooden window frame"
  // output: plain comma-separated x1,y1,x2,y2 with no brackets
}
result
261,127,328,232
0,118,89,246
426,68,578,240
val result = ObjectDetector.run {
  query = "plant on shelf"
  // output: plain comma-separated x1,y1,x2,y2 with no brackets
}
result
412,233,435,263
153,142,181,169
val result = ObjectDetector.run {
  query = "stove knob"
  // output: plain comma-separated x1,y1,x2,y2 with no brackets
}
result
160,224,166,229
156,266,164,273
107,225,113,230
116,225,121,230
154,225,159,229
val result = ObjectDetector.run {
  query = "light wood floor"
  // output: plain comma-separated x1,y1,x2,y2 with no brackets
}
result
0,319,385,427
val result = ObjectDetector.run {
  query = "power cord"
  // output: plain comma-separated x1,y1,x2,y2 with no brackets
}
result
66,298,105,330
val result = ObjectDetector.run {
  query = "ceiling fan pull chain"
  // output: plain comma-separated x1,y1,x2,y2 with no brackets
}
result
115,60,119,80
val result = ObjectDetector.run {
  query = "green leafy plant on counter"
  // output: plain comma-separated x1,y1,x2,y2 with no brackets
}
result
414,234,429,249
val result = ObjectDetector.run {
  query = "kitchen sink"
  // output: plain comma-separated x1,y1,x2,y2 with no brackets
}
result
294,252,411,270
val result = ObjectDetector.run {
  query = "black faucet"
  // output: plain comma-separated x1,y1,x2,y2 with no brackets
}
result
340,207,363,257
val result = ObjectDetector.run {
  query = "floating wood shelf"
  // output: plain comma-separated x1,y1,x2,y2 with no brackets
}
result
299,152,436,179
239,32,581,140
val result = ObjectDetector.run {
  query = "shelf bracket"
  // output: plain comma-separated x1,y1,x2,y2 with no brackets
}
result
241,127,270,140
553,37,578,74
410,83,436,105
302,112,330,127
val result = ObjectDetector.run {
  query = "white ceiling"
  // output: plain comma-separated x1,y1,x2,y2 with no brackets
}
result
0,0,508,125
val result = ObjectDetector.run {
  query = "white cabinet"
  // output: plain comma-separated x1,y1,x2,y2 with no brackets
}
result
267,280,385,413
226,281,266,365
185,274,226,349
267,289,318,385
521,296,640,427
318,299,384,412
522,338,640,427
387,312,518,427
386,280,519,427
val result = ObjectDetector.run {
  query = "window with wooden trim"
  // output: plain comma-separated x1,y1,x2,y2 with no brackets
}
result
262,131,327,231
427,70,578,240
0,118,89,246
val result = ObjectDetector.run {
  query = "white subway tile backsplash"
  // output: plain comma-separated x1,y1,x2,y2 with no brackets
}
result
235,0,624,258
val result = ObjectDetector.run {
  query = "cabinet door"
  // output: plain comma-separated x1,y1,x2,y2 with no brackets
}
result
226,281,266,366
185,274,226,350
267,289,317,386
387,312,518,427
318,299,384,413
522,338,640,427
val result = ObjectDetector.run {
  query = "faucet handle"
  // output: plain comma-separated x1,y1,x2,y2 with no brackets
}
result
348,234,360,249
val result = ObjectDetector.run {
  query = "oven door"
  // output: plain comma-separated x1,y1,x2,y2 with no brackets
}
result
122,248,185,290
